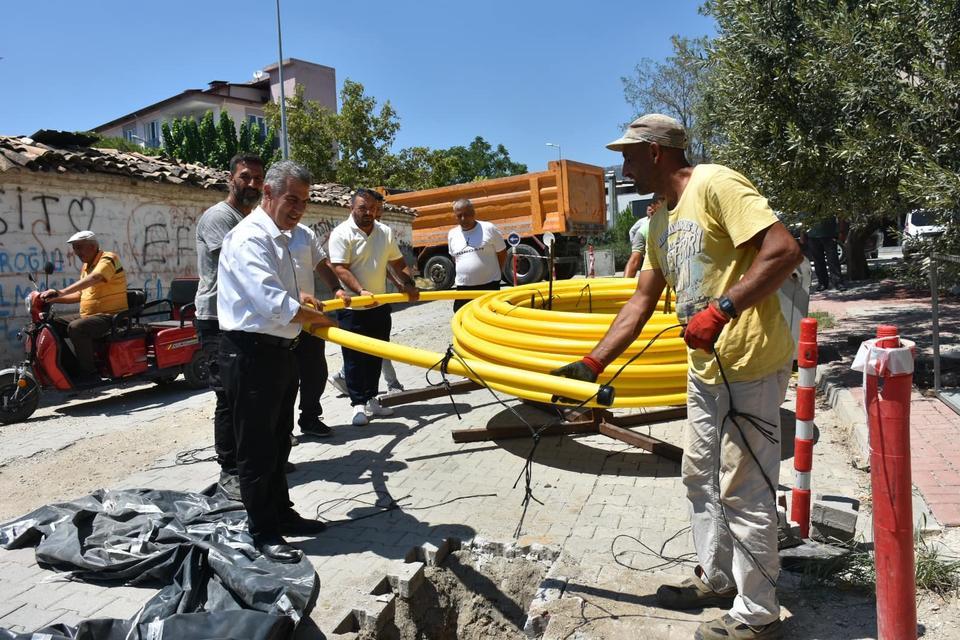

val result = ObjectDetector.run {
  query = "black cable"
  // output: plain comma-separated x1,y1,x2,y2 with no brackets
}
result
611,527,697,572
711,346,781,589
314,489,496,526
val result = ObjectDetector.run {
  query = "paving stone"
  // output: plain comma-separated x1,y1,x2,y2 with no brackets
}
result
0,603,64,632
386,561,425,598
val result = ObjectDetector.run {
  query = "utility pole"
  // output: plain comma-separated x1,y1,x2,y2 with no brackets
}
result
275,0,289,159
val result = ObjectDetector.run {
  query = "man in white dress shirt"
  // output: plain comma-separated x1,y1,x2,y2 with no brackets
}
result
328,189,420,426
447,198,506,312
217,160,336,564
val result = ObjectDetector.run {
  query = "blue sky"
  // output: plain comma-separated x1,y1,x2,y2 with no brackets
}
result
0,0,714,170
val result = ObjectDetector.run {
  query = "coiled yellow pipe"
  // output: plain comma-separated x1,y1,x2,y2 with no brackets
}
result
310,278,688,408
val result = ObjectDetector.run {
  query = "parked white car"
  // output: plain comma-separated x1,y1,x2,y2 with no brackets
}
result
902,209,946,256
904,209,946,240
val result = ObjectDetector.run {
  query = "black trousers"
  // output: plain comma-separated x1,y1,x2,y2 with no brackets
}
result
453,279,502,313
807,236,844,287
219,331,297,540
336,305,391,406
196,319,236,474
294,331,327,425
67,314,113,374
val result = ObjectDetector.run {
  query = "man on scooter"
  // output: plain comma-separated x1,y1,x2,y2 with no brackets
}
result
40,231,128,380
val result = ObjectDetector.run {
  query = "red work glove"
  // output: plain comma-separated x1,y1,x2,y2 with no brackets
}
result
683,304,730,352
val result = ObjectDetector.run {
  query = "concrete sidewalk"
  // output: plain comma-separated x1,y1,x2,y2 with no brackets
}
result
809,279,960,527
1,293,958,638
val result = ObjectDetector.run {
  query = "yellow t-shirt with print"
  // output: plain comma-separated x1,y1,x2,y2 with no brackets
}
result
79,251,128,316
645,164,794,384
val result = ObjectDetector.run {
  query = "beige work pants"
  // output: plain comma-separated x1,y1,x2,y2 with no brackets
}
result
683,364,791,626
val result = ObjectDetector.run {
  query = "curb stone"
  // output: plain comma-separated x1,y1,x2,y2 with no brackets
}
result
818,370,941,535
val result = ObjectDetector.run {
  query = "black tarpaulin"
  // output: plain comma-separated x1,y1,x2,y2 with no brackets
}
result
0,488,318,640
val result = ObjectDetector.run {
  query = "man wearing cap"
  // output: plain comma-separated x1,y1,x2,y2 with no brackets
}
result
41,231,128,380
552,114,802,639
447,198,506,313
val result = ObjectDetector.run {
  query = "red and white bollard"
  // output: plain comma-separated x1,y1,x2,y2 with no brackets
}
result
513,252,518,287
588,244,596,278
853,324,917,640
791,317,818,537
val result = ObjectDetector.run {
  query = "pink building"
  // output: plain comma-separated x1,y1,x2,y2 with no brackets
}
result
92,58,336,147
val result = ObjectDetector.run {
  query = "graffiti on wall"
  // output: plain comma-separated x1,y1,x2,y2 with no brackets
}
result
0,184,206,358
0,182,410,362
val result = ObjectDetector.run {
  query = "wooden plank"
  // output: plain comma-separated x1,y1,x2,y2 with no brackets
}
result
379,379,482,407
530,175,544,234
609,407,687,427
452,419,598,443
597,421,683,461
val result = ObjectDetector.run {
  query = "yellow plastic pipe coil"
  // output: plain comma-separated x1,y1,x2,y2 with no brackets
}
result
310,278,688,408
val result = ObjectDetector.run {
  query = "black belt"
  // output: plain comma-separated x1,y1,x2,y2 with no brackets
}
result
225,330,300,350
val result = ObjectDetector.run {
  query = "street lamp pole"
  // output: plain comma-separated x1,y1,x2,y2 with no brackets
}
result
545,142,562,161
275,0,290,160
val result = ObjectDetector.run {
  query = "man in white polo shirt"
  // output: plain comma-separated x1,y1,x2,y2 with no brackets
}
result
328,188,420,426
447,198,506,312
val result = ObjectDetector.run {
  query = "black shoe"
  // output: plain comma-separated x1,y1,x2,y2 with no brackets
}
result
279,510,327,535
299,418,333,438
218,471,242,502
285,461,296,473
815,284,828,292
254,536,303,564
835,281,847,291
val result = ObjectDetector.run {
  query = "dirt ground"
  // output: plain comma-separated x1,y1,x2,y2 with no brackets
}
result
378,550,547,640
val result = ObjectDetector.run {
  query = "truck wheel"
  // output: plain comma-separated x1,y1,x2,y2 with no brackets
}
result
503,245,544,285
424,254,456,290
182,351,211,390
0,372,40,424
555,263,578,280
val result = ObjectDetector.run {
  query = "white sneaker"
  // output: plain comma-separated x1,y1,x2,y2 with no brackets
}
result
328,371,348,396
351,405,369,426
364,396,394,417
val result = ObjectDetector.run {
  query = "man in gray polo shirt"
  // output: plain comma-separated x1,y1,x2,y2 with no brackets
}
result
195,153,264,499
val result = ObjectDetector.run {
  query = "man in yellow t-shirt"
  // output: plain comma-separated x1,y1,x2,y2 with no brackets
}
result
41,230,128,378
552,115,803,640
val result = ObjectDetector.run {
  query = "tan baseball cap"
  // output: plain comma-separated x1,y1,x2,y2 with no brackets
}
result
606,114,688,151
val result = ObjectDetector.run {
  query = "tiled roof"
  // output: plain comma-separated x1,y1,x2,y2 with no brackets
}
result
0,135,414,215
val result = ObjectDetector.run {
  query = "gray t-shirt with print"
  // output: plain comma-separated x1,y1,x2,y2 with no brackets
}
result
195,201,244,320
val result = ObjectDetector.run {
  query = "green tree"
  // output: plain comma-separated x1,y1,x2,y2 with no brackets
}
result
333,79,400,187
264,84,338,182
699,0,960,280
216,110,238,168
622,35,711,163
161,110,279,169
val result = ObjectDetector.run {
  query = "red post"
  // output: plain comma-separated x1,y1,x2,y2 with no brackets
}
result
512,252,518,287
588,244,595,278
791,317,818,537
867,324,917,640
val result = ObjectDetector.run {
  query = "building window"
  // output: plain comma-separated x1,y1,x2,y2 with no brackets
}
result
145,120,161,148
123,127,137,142
247,115,266,141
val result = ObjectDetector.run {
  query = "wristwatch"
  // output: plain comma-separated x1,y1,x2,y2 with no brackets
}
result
717,295,738,319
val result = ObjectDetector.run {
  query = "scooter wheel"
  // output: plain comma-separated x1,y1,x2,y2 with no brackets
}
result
0,372,40,424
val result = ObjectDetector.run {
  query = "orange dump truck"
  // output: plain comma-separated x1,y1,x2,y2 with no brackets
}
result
383,160,607,289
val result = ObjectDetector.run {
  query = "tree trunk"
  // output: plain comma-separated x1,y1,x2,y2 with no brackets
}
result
846,227,870,281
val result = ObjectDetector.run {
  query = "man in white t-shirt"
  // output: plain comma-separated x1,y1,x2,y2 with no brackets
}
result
624,195,664,278
328,189,420,426
447,198,506,312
